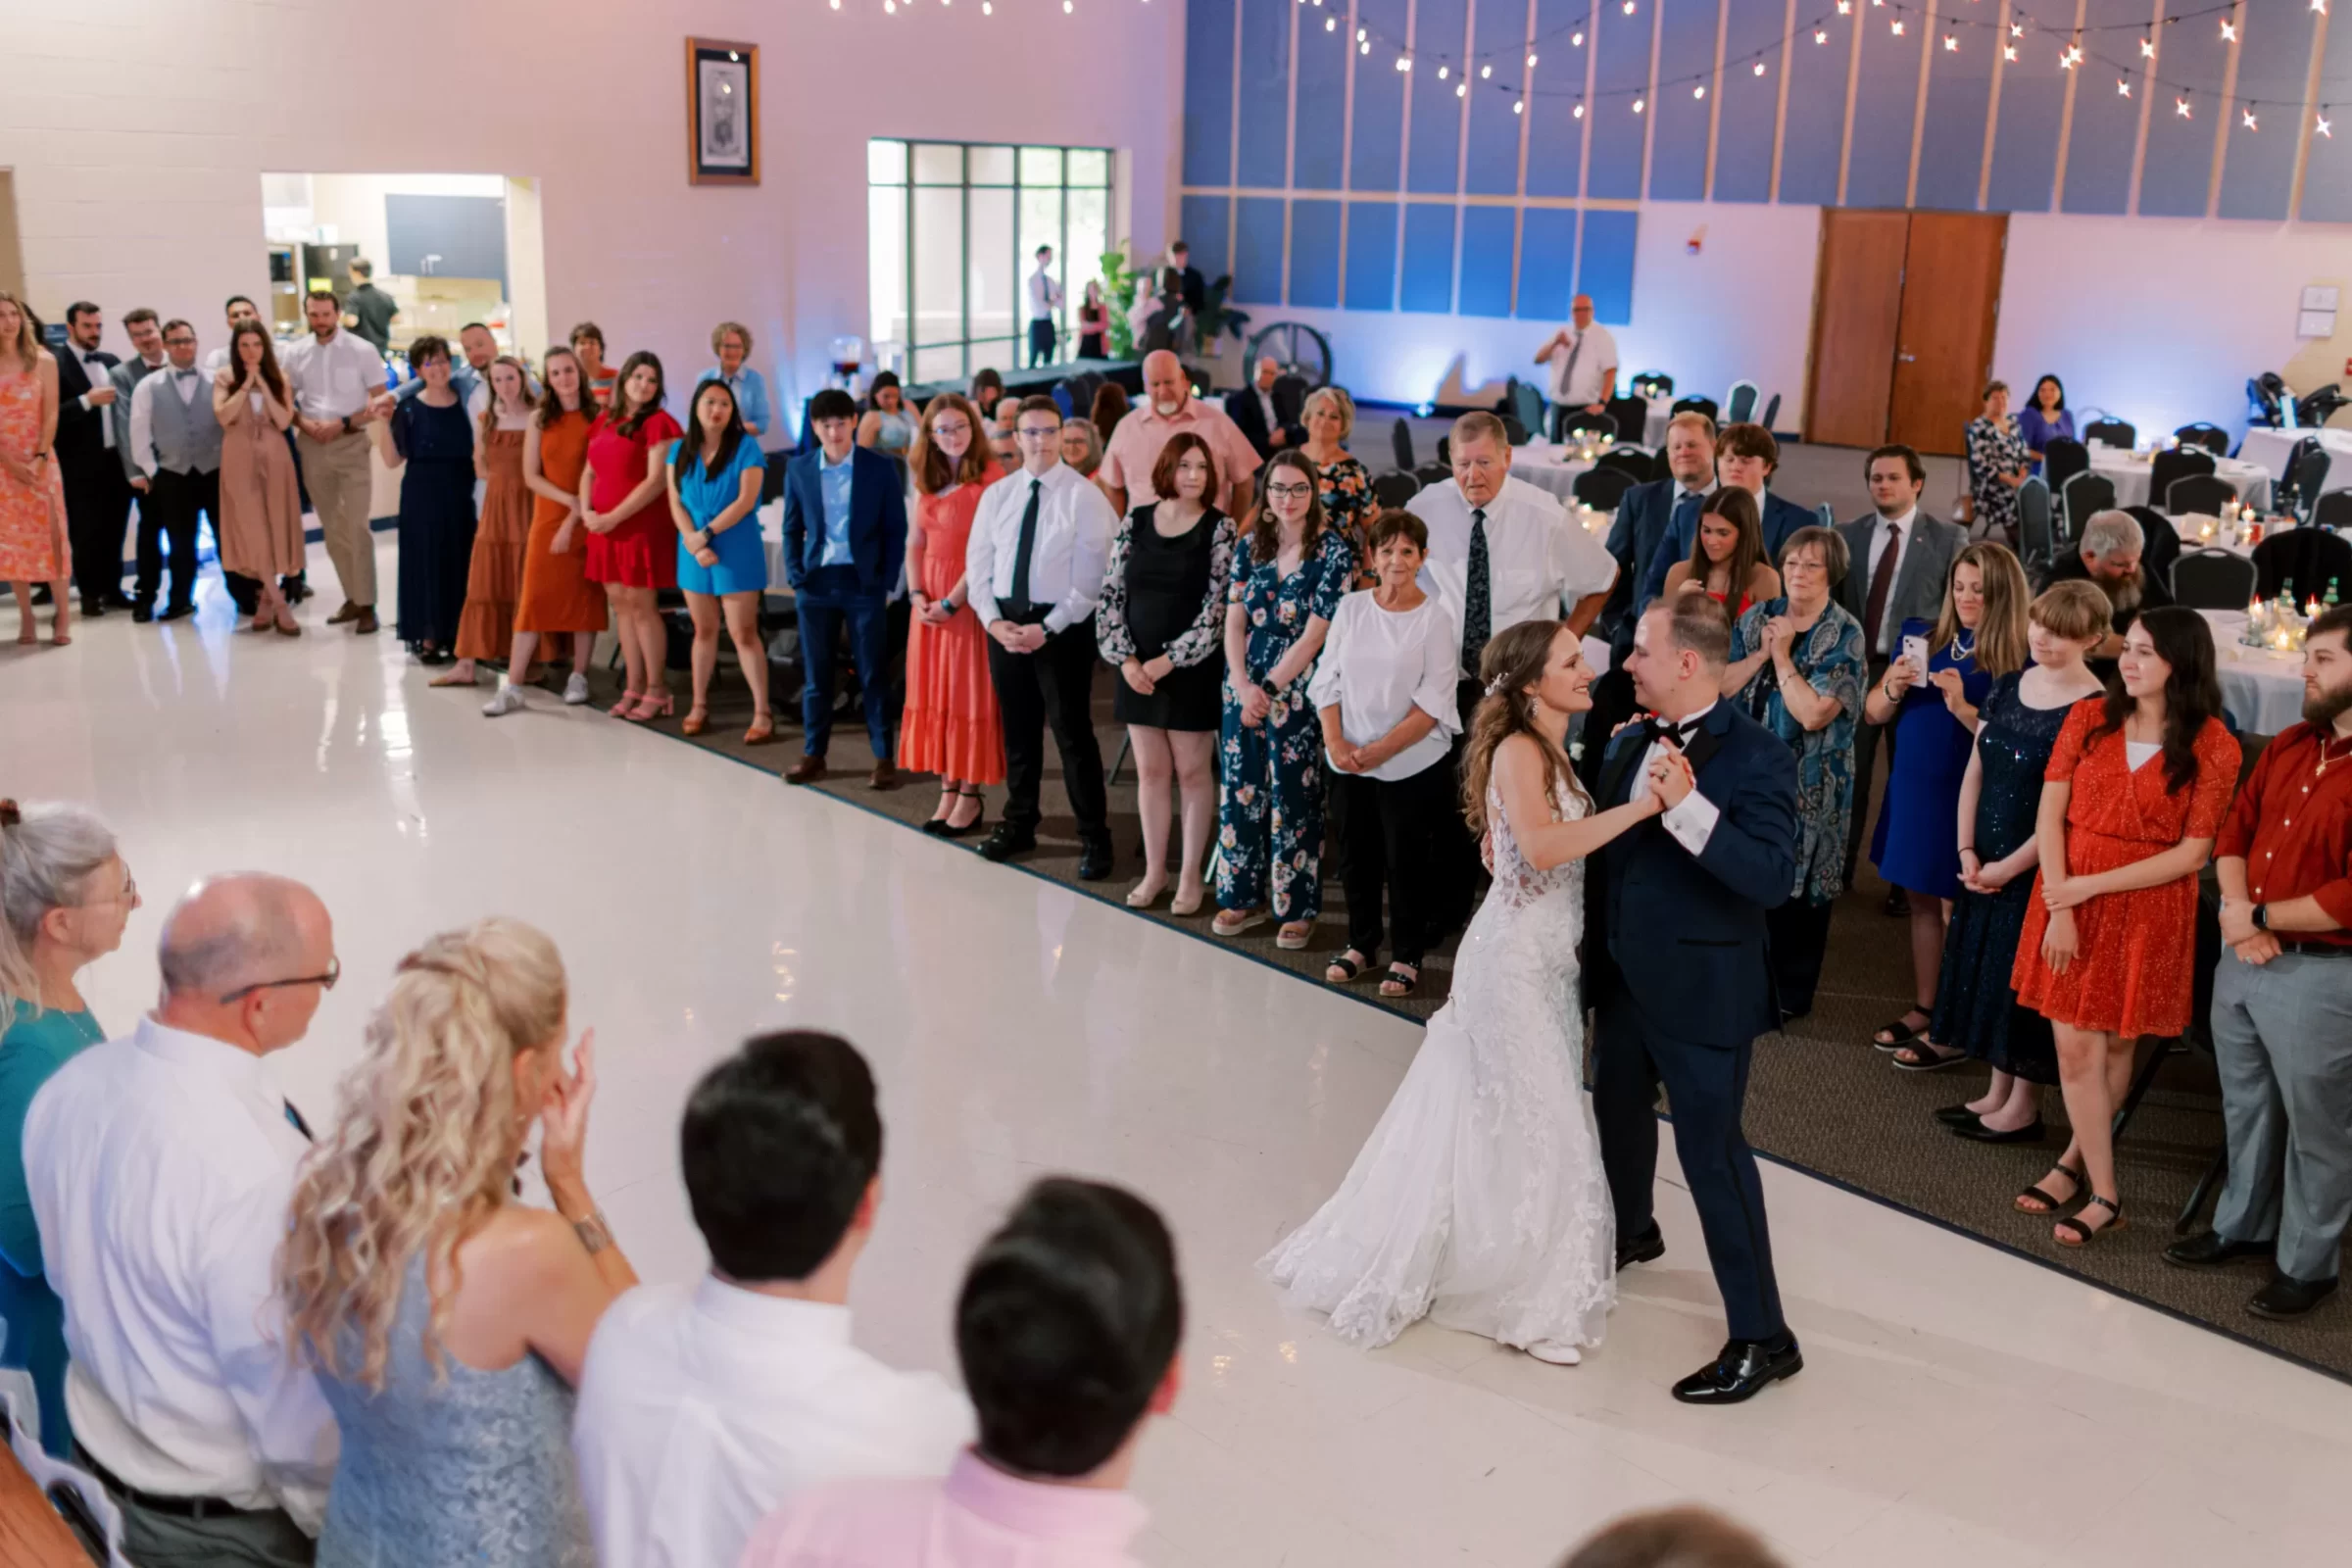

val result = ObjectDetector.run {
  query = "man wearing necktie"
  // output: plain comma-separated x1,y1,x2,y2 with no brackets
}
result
126,321,223,622
1532,294,1618,442
53,302,134,615
1586,411,1720,778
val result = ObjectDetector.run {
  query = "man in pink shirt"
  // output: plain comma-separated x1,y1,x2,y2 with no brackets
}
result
1099,350,1259,520
738,1179,1183,1568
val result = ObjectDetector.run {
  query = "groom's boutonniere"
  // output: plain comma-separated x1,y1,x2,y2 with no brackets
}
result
1569,740,1586,763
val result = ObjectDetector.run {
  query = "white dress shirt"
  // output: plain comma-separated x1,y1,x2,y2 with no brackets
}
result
1307,590,1461,781
1625,700,1723,855
1028,268,1063,320
127,366,210,477
1408,475,1619,644
965,462,1118,634
23,1017,337,1529
572,1276,972,1568
1860,505,1917,654
74,348,117,447
279,326,388,422
1546,322,1619,406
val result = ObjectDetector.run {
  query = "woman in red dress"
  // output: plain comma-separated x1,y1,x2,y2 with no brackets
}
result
901,392,1004,835
1660,486,1779,617
2011,607,2238,1247
581,352,684,720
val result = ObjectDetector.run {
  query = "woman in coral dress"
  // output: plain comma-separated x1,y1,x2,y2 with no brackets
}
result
486,349,607,715
582,352,684,720
441,356,538,688
2010,607,2238,1250
0,291,71,646
212,321,307,634
900,392,1004,836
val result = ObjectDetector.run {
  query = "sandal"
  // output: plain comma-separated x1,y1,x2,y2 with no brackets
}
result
1325,951,1371,984
1872,1010,1933,1051
628,691,674,722
743,713,776,746
1276,920,1315,952
681,707,710,737
2054,1194,2126,1248
1211,908,1266,938
1379,962,1420,998
1892,1040,1969,1072
2015,1162,2085,1215
609,689,644,718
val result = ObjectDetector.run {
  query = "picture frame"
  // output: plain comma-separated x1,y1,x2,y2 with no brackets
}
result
686,38,759,186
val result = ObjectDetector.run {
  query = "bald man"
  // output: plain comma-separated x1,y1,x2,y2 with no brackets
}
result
1098,350,1260,520
1534,293,1618,441
1227,354,1305,461
25,873,341,1564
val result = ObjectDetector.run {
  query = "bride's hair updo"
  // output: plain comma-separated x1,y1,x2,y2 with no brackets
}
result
1461,619,1582,836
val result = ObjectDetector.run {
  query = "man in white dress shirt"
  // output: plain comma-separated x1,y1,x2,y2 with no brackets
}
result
1027,245,1063,368
1532,293,1618,441
24,873,342,1566
279,289,388,633
125,319,223,623
967,395,1119,878
573,1031,972,1568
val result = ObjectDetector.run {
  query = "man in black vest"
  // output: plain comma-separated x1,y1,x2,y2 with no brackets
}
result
55,302,133,614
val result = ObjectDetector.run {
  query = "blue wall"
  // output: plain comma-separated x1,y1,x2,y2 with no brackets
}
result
1183,0,2348,322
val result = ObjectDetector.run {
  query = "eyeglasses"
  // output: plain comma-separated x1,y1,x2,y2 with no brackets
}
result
80,869,139,908
219,955,341,1005
1265,481,1315,501
1015,424,1060,441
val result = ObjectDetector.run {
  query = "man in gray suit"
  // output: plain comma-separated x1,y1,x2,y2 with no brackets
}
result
1835,445,1966,888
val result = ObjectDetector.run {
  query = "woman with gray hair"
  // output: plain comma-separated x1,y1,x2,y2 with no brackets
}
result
0,798,136,1455
1299,385,1375,583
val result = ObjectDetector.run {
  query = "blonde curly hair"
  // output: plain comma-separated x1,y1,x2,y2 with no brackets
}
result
277,917,567,1389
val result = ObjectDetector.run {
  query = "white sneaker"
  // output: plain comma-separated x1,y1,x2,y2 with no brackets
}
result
482,683,527,717
562,673,591,706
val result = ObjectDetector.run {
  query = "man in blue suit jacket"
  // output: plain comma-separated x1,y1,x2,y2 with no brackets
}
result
1637,422,1813,610
1583,413,1721,778
782,388,909,787
1590,595,1803,1404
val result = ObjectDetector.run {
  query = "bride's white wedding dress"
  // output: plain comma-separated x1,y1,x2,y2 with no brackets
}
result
1262,781,1616,1355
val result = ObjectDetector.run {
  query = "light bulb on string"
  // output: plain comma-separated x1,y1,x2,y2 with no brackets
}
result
1573,101,1586,118
1632,95,1645,113
1754,59,1767,74
2316,0,2330,14
1943,34,1956,51
2003,44,2016,60
1837,2,1850,15
1622,0,1635,12
1438,64,1448,78
1360,38,1370,52
2317,112,2333,137
1528,51,1540,67
2176,96,2192,118
1573,29,1584,45
1513,98,1525,114
1356,24,1366,37
1890,19,1903,34
2243,106,2258,129
2059,49,2075,69
1456,81,1467,96
1325,15,1336,28
2117,77,2132,97
1397,55,1410,70
2009,21,2022,35
2221,19,2235,39
1816,28,1829,42
1693,83,1705,99
1481,64,1492,77
884,1,894,13
2139,37,2155,58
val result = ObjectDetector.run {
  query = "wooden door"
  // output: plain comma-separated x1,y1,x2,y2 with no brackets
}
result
1889,213,2007,457
1802,210,1909,450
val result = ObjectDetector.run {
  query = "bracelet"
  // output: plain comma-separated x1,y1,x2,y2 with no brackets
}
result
1958,846,1977,857
569,1208,613,1255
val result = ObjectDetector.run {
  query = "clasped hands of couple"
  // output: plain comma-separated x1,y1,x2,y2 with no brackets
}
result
1602,712,1700,810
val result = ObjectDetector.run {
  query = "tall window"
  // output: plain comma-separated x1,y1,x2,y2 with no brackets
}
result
868,140,1112,386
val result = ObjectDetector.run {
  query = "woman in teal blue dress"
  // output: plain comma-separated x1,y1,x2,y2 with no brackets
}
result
665,377,774,745
1723,527,1867,1021
1213,451,1355,950
0,799,135,1456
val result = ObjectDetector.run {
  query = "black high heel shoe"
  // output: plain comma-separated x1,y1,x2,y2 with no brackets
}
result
935,789,987,839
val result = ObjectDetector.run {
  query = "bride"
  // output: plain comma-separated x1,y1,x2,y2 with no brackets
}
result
1262,618,1686,1363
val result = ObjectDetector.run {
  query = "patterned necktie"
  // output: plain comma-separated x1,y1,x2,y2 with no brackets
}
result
1008,477,1044,609
1461,507,1492,674
1862,518,1902,650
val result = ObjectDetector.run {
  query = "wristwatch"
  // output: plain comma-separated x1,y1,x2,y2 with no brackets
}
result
2253,904,2272,932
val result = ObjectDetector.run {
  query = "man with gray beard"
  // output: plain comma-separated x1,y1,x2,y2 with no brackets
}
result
2045,509,2173,664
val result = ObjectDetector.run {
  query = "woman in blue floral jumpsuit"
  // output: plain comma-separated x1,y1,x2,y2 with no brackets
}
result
1213,449,1356,947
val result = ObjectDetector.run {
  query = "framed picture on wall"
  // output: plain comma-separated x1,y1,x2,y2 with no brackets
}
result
686,38,759,186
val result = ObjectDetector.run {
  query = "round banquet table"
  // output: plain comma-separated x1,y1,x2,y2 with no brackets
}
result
2237,426,2352,499
2088,446,2272,512
1509,439,1597,503
2196,610,2308,736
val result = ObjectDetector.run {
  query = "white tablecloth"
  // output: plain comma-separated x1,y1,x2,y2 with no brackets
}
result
1643,396,1673,449
2237,426,2352,498
2197,610,2307,736
2087,447,2272,512
759,499,787,586
1509,440,1597,503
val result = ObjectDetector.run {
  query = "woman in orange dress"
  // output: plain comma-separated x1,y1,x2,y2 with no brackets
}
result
2011,607,2238,1248
0,290,71,647
443,357,537,688
484,348,606,715
901,392,1004,836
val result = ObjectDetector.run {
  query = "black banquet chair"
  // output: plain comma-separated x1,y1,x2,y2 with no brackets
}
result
1670,394,1718,423
1759,391,1781,432
2171,547,2259,610
2125,506,2181,591
1389,416,1416,474
2165,474,2238,518
2041,436,2090,498
2280,440,2332,523
1557,409,1615,441
2147,446,2215,511
2017,476,2055,583
1724,381,1759,425
1571,466,1638,511
1500,415,1532,447
2082,416,2136,448
2313,490,2352,532
1414,462,1452,490
2252,527,2352,603
2060,471,2117,537
1631,370,1674,400
2174,421,2233,457
1596,447,1655,484
1607,394,1650,445
1370,470,1422,509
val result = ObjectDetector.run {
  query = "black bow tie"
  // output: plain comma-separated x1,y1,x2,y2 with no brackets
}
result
1644,714,1701,747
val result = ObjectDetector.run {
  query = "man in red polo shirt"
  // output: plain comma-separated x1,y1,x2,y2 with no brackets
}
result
2166,605,2352,1320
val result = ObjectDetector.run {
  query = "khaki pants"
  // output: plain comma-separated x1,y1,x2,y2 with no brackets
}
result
297,428,375,607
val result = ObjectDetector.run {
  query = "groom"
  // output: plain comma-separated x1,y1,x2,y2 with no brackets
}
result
1590,595,1802,1404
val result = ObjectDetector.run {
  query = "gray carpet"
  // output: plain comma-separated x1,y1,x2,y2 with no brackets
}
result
582,656,2351,1386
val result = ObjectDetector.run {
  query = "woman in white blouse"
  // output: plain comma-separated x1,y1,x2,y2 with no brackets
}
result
1311,511,1460,998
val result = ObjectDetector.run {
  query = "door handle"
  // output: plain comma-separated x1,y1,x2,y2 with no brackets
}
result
1897,352,1916,362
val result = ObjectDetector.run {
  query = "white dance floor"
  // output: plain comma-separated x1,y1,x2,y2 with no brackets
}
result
8,536,2350,1567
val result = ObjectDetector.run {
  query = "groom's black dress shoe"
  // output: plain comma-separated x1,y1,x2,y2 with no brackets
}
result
1615,1225,1664,1271
1672,1336,1802,1405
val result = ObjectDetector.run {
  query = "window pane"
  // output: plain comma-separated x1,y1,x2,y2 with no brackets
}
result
966,339,1019,385
868,187,907,347
1019,146,1064,185
1066,187,1108,325
1018,188,1064,354
968,188,1016,357
1068,149,1110,186
913,143,963,184
912,186,964,352
868,140,906,184
913,344,965,385
970,145,1015,184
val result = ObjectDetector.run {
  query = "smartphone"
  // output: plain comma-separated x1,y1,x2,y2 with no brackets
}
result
1901,633,1930,672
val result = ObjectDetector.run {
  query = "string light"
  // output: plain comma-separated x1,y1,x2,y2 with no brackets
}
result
1837,0,1850,12
1816,28,1829,43
1632,95,1645,113
1514,99,1525,114
2221,19,2235,39
1693,83,1705,99
2009,21,2023,36
1359,38,1369,52
1481,64,1492,77
2117,78,2132,97
2243,106,2258,129
2316,0,2330,14
1528,51,1540,67
2176,97,2192,118
1621,0,1635,13
1437,64,1448,78
1456,81,1467,96
1890,19,1902,34
2318,112,2333,137
1574,101,1586,118
1396,55,1410,70
2139,37,2155,58
1754,60,1767,74
2059,49,2076,69
1356,24,1365,38
1573,30,1584,45
1943,34,1956,51
2003,45,2016,61
1324,15,1335,28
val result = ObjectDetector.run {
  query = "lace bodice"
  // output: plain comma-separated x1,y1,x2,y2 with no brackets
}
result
1484,778,1590,910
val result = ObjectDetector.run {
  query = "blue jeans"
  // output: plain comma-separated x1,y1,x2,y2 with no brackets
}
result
795,565,892,761
2210,948,2352,1282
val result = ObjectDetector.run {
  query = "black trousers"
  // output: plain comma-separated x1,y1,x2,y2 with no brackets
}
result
1592,985,1787,1344
987,617,1108,839
1027,318,1057,368
134,466,218,612
1329,759,1451,966
62,455,131,606
1765,894,1838,1019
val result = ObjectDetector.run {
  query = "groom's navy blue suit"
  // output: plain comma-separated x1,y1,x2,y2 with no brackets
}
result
1589,699,1798,1343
